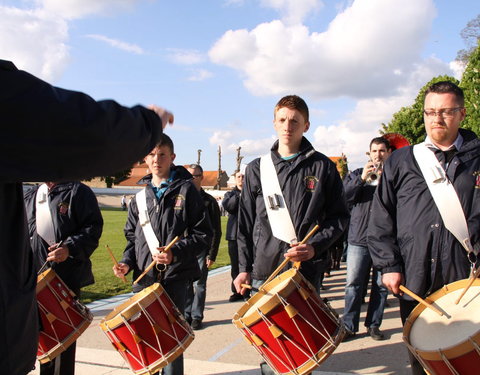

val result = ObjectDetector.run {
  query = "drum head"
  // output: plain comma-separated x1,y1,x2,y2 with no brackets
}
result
407,280,480,353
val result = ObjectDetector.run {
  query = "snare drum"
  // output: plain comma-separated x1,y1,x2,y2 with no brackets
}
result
36,268,93,363
404,278,480,375
233,268,345,375
100,283,194,375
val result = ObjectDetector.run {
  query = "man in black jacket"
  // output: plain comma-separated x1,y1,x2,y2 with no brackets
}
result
0,59,173,375
342,137,391,341
184,164,222,330
24,181,103,375
113,134,212,375
369,81,480,375
234,95,349,294
222,169,245,302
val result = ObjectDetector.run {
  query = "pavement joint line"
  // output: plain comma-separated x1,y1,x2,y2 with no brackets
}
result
207,337,244,362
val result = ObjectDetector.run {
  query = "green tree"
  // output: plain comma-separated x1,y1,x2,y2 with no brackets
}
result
382,75,459,144
460,41,480,135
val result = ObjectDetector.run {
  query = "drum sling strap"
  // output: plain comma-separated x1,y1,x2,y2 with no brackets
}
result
260,153,298,245
136,188,161,256
413,143,474,257
35,183,56,246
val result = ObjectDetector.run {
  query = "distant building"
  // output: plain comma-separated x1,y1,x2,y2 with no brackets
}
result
116,162,229,189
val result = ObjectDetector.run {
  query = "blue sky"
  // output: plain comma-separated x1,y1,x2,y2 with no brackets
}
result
1,0,478,174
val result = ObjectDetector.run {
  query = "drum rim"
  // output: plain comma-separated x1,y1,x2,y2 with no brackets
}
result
233,268,304,327
100,283,166,330
403,278,480,360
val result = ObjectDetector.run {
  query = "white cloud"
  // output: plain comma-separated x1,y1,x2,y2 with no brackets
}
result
37,0,140,19
209,0,440,99
86,34,144,55
187,68,213,81
0,6,69,81
209,128,275,158
167,48,206,65
260,0,323,24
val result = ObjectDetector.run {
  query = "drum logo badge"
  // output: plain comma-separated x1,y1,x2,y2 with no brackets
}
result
174,194,185,210
58,202,69,215
474,171,480,189
304,176,318,192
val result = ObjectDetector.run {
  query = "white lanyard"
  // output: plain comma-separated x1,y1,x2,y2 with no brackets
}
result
413,143,473,253
35,183,56,246
136,189,160,256
260,153,298,245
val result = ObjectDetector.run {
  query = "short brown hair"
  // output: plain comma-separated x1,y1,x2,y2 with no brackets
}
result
424,81,464,107
153,133,174,154
274,95,309,123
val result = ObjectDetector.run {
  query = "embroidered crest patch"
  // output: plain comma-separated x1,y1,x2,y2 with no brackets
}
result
58,202,69,215
304,176,318,192
474,171,480,189
174,194,185,210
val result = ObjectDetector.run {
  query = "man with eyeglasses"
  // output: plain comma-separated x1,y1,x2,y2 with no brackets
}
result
368,81,480,375
184,164,222,330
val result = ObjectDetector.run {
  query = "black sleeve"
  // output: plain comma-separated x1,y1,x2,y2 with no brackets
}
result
222,190,240,214
344,168,365,208
0,60,162,182
206,194,222,261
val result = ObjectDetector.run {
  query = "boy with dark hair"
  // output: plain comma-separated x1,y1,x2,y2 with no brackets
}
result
113,134,212,375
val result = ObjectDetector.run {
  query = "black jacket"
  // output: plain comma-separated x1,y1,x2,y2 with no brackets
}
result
237,138,350,282
121,166,213,292
369,129,480,299
200,189,222,262
344,168,376,246
24,182,103,290
0,59,162,375
222,187,241,241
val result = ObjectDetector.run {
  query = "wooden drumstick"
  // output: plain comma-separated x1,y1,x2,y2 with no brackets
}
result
241,284,252,289
264,224,320,285
133,236,180,285
455,266,480,305
106,245,127,283
399,285,443,317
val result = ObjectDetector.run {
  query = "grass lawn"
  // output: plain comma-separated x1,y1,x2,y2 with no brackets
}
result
81,208,230,304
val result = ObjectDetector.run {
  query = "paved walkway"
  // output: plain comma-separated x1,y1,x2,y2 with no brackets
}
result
29,265,411,375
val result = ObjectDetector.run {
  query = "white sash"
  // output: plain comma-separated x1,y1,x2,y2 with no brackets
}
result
136,189,160,256
413,143,473,253
35,183,56,246
260,153,298,245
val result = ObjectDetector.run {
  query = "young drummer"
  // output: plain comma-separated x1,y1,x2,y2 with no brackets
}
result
113,134,212,375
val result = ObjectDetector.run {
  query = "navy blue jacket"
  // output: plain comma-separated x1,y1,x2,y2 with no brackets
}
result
369,129,480,299
0,59,162,375
200,189,222,262
222,187,241,241
121,166,213,292
24,182,103,290
237,138,350,282
344,168,376,246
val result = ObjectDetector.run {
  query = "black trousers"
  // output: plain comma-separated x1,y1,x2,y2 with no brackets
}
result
228,240,240,294
399,299,427,375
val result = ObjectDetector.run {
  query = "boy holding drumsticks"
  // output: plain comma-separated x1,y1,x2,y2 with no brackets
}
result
113,133,212,375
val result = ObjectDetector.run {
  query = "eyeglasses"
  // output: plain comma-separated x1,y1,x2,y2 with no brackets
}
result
423,107,463,118
192,174,202,178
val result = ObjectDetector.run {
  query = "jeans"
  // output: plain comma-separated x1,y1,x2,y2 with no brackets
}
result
185,251,208,321
342,244,388,332
161,278,189,375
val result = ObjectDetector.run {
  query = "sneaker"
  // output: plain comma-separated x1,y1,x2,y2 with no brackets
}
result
229,293,244,302
191,319,203,330
367,326,385,341
185,316,192,325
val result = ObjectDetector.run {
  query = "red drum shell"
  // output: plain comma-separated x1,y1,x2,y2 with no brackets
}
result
233,268,345,375
100,283,194,375
36,269,92,363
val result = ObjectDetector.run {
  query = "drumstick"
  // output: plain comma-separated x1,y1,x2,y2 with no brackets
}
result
263,224,320,285
455,266,480,305
106,245,127,283
133,236,180,285
399,285,443,317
